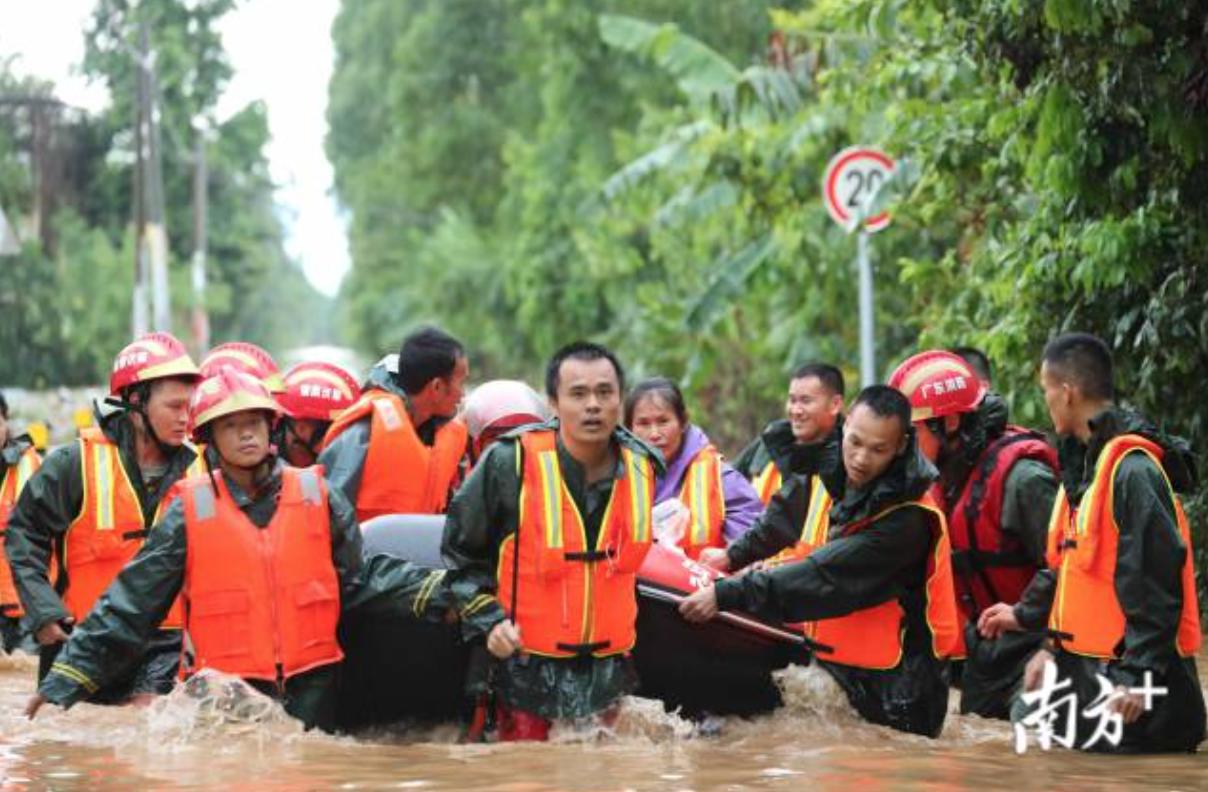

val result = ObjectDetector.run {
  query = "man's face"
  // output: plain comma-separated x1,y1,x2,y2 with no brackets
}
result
211,410,272,468
785,376,843,444
428,355,469,418
552,357,621,449
1040,360,1075,436
283,418,325,467
915,413,960,464
842,403,907,489
143,379,195,446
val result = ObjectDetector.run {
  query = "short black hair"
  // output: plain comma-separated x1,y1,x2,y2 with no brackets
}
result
851,384,912,436
545,340,625,399
0,390,7,419
791,362,845,398
624,377,687,427
949,346,992,383
396,326,465,395
1042,332,1114,401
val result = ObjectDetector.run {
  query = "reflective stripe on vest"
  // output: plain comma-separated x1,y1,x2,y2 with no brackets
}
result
752,460,782,505
182,466,343,681
805,494,965,669
1047,434,1202,659
766,474,832,568
64,429,185,627
677,444,725,559
322,391,467,519
1,446,42,614
496,429,654,659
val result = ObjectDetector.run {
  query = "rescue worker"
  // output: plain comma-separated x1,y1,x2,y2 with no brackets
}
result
24,366,452,731
276,361,359,467
888,350,1059,720
320,326,470,519
1007,332,1205,753
699,365,845,573
199,341,286,393
5,333,203,702
681,386,963,738
733,363,845,504
624,377,762,558
442,341,662,741
462,379,549,463
1,390,41,653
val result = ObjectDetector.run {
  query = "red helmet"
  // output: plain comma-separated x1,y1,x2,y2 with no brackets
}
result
110,332,201,396
888,350,987,422
199,342,285,393
188,366,282,442
278,361,359,421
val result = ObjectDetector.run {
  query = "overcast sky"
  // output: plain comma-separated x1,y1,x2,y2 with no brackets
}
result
0,0,350,297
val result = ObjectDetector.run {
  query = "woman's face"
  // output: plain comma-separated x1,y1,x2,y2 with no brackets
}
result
629,394,686,462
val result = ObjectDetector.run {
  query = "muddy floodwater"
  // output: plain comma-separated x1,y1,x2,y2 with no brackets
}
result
1,653,1205,790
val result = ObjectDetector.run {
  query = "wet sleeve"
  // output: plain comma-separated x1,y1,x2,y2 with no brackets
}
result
715,507,930,624
441,443,514,640
330,484,451,622
719,463,765,543
316,420,370,509
1000,459,1059,565
4,445,82,631
1111,454,1187,686
724,476,808,570
38,502,188,709
1012,569,1056,630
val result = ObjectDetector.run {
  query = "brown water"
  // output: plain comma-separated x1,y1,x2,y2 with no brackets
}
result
1,653,1204,791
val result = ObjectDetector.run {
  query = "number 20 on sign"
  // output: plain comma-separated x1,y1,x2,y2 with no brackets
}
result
822,147,896,233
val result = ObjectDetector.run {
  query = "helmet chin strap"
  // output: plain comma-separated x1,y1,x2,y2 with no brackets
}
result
106,387,179,462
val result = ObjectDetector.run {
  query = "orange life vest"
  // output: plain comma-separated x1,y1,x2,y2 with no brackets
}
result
181,466,343,681
752,459,782,505
765,474,833,568
495,429,654,659
1,446,41,617
800,493,965,669
1046,434,1202,659
676,443,726,559
62,428,200,627
323,391,467,520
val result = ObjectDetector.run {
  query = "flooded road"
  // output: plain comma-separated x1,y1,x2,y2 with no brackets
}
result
1,653,1204,790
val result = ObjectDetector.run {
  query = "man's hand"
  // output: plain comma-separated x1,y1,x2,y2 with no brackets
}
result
1110,686,1146,724
24,693,48,720
35,618,72,647
678,584,719,623
486,619,522,660
1023,648,1054,691
697,548,730,572
977,602,1021,640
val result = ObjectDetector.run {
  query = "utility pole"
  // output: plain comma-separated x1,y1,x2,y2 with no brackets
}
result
133,21,172,335
132,50,148,337
190,126,210,355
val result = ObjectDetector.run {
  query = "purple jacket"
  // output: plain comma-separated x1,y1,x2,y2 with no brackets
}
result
654,425,764,544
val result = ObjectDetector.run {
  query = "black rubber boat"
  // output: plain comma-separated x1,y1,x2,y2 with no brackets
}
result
334,515,809,729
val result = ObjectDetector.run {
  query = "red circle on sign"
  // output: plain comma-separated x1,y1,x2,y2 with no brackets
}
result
823,147,895,232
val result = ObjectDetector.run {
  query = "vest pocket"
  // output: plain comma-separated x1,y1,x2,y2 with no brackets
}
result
71,520,141,564
293,579,339,649
191,589,252,659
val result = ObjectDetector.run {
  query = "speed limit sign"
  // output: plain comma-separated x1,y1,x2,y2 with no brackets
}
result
822,147,896,232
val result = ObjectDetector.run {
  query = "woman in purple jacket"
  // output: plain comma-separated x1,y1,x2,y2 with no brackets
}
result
624,378,763,559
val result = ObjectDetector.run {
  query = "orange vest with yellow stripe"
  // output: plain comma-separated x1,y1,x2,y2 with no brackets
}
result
495,429,654,659
324,391,467,520
1,445,42,617
677,444,726,559
1046,434,1202,659
62,428,201,627
765,474,833,568
752,459,782,505
180,466,343,681
798,493,965,669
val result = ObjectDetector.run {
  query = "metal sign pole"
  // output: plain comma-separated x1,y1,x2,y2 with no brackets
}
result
857,230,875,385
